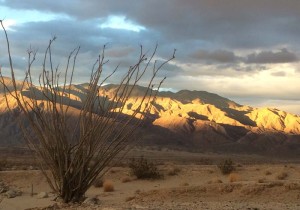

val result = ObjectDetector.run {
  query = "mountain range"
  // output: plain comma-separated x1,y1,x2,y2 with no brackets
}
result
0,78,300,156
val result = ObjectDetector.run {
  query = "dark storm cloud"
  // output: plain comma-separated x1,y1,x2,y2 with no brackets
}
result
3,0,300,50
246,49,299,64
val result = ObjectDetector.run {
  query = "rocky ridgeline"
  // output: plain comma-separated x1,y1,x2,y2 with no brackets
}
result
0,79,300,155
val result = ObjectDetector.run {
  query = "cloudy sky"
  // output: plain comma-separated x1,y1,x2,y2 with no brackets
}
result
1,0,300,114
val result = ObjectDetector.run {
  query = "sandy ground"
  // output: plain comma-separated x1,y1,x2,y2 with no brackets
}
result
1,151,300,209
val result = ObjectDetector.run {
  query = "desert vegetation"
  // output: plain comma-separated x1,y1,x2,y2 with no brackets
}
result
167,166,181,176
103,180,114,192
228,172,240,182
129,156,162,179
0,159,7,171
1,149,300,209
0,20,175,203
92,177,103,188
276,172,288,180
218,158,235,175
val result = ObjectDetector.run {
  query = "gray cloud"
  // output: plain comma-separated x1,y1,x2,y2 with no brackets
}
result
105,46,135,58
271,71,286,77
191,50,241,63
189,49,299,65
246,49,299,64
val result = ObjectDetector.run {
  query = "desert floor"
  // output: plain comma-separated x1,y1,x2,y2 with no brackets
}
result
1,148,300,210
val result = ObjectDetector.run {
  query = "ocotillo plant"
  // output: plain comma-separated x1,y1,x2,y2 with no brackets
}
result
0,20,175,203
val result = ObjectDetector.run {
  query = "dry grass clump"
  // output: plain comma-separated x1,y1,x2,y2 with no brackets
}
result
110,169,117,174
125,196,136,202
218,184,235,193
265,170,272,175
241,185,265,195
121,177,132,183
258,178,267,183
207,169,214,174
266,181,284,188
207,178,223,184
103,180,114,192
284,182,300,190
167,167,181,176
92,177,103,188
276,172,288,180
181,182,189,186
236,163,243,168
228,173,240,183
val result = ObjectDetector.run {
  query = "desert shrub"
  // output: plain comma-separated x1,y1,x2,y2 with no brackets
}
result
0,159,7,171
228,173,240,182
207,169,214,174
218,184,235,193
129,156,162,179
125,196,136,202
236,163,243,168
258,178,266,183
197,158,213,165
121,177,131,183
110,169,119,174
167,167,181,176
266,181,284,188
181,182,189,186
218,159,235,175
265,170,272,175
276,172,288,180
241,185,265,195
284,182,300,190
103,180,114,192
92,178,103,188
